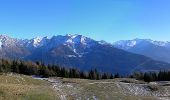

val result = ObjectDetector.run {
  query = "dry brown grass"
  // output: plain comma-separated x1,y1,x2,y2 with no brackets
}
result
49,77,157,100
0,73,59,100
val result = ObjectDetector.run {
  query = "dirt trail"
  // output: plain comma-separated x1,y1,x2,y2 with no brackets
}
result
48,79,67,100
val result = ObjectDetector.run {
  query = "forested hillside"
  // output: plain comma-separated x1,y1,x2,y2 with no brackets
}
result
0,59,115,80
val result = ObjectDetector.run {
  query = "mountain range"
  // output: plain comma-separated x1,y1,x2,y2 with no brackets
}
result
0,34,169,75
113,39,170,63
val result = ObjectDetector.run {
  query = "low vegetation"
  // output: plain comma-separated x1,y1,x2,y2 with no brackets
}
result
0,73,59,100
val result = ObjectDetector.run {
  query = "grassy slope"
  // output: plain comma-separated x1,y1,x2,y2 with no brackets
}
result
0,73,167,100
0,73,59,100
50,78,157,100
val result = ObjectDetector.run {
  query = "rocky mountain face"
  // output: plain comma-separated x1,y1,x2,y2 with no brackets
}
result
0,35,170,74
0,35,30,59
113,39,170,63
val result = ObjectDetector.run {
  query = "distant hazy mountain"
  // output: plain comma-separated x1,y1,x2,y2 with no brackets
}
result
113,38,170,63
0,35,169,74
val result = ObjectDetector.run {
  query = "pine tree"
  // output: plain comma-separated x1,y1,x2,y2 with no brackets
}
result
114,73,120,78
110,74,114,79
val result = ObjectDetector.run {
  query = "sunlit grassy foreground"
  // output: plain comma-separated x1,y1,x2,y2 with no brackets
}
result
0,73,59,100
0,73,169,100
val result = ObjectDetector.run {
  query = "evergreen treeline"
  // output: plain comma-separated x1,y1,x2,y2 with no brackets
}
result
3,58,170,82
0,59,115,80
131,71,170,82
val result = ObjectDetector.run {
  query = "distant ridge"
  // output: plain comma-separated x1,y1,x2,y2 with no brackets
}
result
113,38,170,63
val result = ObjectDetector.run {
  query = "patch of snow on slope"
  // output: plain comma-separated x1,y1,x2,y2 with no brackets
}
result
0,40,2,49
66,55,77,57
80,36,88,45
114,38,170,49
114,40,137,50
32,37,43,47
127,40,136,47
151,41,170,47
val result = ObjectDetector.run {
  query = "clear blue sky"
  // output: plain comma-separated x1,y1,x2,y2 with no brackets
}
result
0,0,170,42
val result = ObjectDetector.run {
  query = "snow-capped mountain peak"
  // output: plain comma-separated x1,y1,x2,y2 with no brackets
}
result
98,40,112,46
32,37,43,47
0,34,19,48
113,38,170,50
150,40,170,47
63,34,96,47
17,34,99,58
0,34,15,41
113,39,138,50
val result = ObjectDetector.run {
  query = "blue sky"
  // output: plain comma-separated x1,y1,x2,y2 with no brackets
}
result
0,0,170,42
